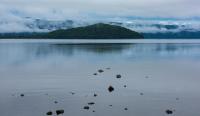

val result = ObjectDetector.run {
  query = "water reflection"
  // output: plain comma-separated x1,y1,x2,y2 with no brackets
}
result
0,43,200,66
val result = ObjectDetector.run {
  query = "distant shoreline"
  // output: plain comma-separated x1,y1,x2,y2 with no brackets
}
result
1,39,200,44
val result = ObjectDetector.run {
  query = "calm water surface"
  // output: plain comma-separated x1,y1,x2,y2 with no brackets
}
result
0,40,200,116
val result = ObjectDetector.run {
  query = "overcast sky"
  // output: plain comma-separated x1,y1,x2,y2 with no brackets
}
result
0,0,200,20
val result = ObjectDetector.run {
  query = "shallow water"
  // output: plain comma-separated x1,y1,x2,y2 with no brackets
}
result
0,40,200,116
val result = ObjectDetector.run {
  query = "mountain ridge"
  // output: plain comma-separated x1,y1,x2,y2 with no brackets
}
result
0,23,144,39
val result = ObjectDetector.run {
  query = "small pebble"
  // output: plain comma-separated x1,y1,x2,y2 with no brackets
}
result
54,101,58,104
83,106,90,110
165,109,173,114
93,73,97,75
98,69,104,73
108,86,114,92
124,85,127,88
94,94,97,97
88,102,95,105
116,74,122,79
93,110,95,112
20,94,24,97
109,105,113,107
46,111,53,115
140,93,144,95
56,109,64,115
124,108,128,110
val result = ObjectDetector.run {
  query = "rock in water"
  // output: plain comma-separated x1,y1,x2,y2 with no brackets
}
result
56,109,64,115
165,109,173,114
108,86,114,92
20,94,24,97
88,102,95,105
116,74,122,79
46,111,53,115
93,73,97,75
124,108,128,110
83,106,90,110
94,93,97,97
98,69,104,73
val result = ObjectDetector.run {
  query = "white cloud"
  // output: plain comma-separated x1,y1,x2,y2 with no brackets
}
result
0,0,200,19
0,0,200,33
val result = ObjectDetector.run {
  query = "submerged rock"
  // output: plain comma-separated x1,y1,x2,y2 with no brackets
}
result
124,85,127,88
93,73,97,75
116,74,122,79
140,93,144,95
83,106,90,110
108,86,114,92
54,101,58,104
124,108,128,111
145,76,150,78
46,111,53,115
56,109,64,115
70,92,75,95
106,68,111,70
165,109,173,114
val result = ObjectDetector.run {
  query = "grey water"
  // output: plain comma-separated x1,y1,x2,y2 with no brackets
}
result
0,39,200,116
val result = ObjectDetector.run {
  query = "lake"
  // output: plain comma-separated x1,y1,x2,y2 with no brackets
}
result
0,39,200,116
